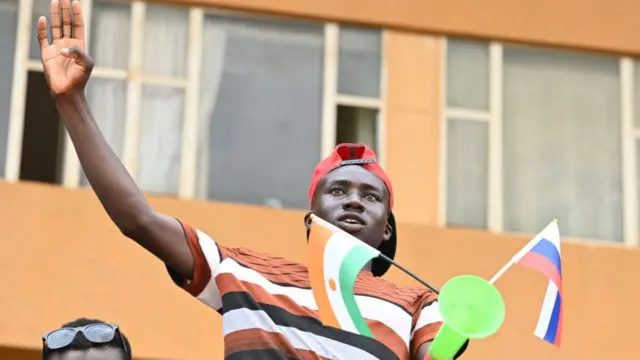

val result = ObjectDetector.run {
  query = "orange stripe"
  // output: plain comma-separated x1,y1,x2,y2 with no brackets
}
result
307,221,339,328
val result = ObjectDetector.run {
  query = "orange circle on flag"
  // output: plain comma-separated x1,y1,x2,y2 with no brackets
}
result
328,279,337,291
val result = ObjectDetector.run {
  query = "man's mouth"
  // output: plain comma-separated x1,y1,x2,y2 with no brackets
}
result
336,214,366,233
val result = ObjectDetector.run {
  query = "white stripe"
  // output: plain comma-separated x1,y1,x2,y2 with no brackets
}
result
216,258,412,346
194,230,223,309
533,281,558,339
411,301,443,338
224,308,379,360
218,259,319,308
323,234,359,333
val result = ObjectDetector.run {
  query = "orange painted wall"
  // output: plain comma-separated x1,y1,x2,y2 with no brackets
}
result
2,181,640,359
168,0,640,56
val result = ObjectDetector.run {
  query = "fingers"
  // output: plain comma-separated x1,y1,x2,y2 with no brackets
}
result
60,0,71,38
37,16,50,49
50,0,61,40
72,0,84,41
61,46,94,70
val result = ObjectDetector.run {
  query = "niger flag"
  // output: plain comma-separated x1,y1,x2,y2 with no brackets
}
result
307,214,380,338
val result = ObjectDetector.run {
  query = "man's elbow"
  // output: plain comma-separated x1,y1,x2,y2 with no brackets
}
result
115,209,156,240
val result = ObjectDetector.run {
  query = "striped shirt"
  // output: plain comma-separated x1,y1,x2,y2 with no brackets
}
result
167,221,444,360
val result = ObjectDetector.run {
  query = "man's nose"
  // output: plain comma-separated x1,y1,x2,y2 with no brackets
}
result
342,192,364,212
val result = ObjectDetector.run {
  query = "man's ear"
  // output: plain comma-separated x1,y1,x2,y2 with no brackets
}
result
382,221,392,242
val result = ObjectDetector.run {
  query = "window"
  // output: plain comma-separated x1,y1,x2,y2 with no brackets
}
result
337,26,382,98
20,71,65,184
6,0,386,210
444,39,490,227
444,38,637,244
196,13,324,208
336,106,378,152
328,25,384,164
80,0,130,187
0,0,18,178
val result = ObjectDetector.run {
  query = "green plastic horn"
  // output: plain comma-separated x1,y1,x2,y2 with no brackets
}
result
428,275,506,360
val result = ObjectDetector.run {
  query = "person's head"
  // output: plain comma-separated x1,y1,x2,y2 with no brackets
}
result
307,143,396,276
42,318,131,360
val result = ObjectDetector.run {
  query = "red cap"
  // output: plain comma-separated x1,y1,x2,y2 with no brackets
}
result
308,143,394,208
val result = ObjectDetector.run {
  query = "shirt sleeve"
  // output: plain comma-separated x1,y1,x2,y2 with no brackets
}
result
410,291,469,359
165,219,230,312
410,291,443,358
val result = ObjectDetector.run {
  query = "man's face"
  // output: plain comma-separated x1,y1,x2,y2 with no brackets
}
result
311,165,391,249
48,348,125,360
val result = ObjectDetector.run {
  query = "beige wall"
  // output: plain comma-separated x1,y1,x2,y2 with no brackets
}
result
169,0,640,55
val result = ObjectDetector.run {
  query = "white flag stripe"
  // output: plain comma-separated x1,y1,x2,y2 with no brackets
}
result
533,281,558,339
323,233,359,333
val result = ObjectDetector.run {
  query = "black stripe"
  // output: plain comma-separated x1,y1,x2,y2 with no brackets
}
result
222,291,400,360
225,349,294,360
226,259,413,315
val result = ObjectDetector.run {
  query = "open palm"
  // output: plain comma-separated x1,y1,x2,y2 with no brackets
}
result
38,0,93,96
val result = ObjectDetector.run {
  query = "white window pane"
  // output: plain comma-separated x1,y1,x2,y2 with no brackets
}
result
337,26,381,98
197,15,323,208
90,0,130,69
30,0,50,59
503,46,622,242
0,0,18,178
446,38,489,110
446,119,488,228
143,4,188,78
336,106,378,152
138,86,184,195
80,79,127,186
635,60,640,128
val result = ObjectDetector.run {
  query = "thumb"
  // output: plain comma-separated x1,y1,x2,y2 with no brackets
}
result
60,47,94,70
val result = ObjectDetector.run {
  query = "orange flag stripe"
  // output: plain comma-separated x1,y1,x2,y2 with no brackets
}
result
307,221,340,328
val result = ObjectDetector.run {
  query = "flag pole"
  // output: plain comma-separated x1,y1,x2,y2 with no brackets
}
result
378,253,440,294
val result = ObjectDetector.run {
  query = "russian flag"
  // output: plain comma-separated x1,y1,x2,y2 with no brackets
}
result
515,220,563,347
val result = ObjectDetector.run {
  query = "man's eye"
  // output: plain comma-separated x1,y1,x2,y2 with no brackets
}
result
330,188,345,196
365,194,379,202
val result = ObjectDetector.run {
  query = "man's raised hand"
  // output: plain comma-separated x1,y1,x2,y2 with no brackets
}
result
38,0,93,97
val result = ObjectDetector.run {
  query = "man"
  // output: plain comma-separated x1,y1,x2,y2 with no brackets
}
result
37,0,468,358
42,318,132,360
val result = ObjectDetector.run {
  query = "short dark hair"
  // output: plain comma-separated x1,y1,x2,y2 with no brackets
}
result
42,318,131,360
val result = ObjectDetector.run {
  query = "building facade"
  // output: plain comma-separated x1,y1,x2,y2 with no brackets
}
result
1,0,639,358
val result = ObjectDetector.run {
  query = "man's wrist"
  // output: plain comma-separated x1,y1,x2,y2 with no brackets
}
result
55,89,87,108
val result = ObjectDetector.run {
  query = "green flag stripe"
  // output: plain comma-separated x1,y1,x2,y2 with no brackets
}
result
339,246,378,338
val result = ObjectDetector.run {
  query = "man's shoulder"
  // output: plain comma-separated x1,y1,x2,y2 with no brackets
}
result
220,246,309,283
356,273,435,311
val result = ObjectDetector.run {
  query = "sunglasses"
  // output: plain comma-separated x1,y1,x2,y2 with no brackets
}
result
42,323,129,355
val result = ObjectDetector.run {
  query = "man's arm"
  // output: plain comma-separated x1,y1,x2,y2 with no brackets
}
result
38,0,194,279
416,342,431,359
